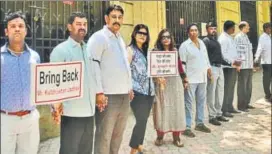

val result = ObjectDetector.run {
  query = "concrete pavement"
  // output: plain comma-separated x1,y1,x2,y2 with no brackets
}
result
38,72,271,154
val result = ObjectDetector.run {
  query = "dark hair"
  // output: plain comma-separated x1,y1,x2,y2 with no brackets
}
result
154,28,176,51
187,23,198,34
263,22,271,32
239,22,247,30
105,5,124,16
206,21,217,30
129,24,150,57
68,12,86,25
4,11,27,28
223,20,235,32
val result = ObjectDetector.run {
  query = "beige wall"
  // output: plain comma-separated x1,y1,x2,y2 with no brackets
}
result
257,1,271,35
216,1,241,35
111,1,166,48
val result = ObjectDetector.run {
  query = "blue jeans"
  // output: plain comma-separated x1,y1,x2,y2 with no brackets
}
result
184,83,207,129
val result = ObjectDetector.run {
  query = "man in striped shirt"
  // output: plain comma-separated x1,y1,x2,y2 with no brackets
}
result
234,21,254,112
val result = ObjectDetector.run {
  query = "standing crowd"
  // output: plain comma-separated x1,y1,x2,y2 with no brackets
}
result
1,4,271,154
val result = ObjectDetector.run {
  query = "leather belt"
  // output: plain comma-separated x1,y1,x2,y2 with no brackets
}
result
1,110,31,117
211,63,221,67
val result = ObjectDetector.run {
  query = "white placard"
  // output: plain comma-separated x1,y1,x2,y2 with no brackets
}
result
147,51,178,77
30,61,84,105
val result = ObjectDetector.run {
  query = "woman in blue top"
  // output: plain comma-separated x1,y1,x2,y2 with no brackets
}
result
127,24,155,154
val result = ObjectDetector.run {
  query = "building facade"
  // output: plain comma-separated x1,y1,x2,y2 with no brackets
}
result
0,0,270,141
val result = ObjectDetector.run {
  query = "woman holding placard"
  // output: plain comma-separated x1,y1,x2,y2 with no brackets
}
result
152,29,188,147
127,24,155,154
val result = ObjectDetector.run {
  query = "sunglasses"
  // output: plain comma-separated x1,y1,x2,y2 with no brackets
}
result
136,31,148,36
161,35,171,40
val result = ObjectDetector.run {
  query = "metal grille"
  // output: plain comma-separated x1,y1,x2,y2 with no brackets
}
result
166,1,216,48
240,1,258,55
0,1,108,62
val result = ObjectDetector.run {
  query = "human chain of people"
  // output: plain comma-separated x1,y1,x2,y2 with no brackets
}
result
1,4,271,154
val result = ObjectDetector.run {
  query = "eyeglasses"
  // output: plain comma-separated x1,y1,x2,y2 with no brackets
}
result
136,31,148,36
161,35,171,40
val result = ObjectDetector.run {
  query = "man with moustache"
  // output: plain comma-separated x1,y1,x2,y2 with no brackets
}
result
1,11,41,154
179,23,212,138
218,20,241,118
203,22,233,126
50,12,98,154
235,21,254,112
87,5,134,154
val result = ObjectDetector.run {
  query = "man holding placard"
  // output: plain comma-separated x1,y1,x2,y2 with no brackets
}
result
50,12,98,154
179,23,212,138
1,11,41,154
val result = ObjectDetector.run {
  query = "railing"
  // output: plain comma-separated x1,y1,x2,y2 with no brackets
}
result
0,1,108,62
166,1,216,48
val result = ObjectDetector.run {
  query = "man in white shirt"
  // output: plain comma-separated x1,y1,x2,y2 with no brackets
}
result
254,22,271,102
218,20,241,118
235,21,254,112
86,5,134,154
179,23,212,138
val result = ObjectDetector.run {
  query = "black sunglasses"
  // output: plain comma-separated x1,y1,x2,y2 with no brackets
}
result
136,31,148,36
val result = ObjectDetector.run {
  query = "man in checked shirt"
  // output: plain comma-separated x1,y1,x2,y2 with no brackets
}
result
235,21,255,112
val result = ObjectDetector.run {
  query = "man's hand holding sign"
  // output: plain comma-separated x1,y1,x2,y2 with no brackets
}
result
31,61,84,124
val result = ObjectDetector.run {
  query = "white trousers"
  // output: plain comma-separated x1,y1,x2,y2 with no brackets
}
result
1,109,40,154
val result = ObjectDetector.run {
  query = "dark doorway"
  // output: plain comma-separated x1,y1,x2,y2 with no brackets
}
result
240,1,258,55
166,1,216,48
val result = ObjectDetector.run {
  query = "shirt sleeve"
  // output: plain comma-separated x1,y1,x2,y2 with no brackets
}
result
86,34,104,94
218,36,233,65
202,41,211,68
178,43,188,73
255,36,264,60
50,46,66,62
202,38,209,48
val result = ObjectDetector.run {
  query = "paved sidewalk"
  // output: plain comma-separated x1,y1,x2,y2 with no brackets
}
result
39,72,271,154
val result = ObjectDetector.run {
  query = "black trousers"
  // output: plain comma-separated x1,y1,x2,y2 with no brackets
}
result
129,92,154,149
237,69,253,110
262,64,272,99
222,68,237,112
60,116,95,154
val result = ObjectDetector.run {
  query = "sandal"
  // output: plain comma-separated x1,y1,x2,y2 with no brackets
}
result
154,137,164,146
173,139,184,147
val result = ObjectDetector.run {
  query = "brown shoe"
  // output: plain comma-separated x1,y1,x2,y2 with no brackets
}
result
173,136,184,147
154,137,163,146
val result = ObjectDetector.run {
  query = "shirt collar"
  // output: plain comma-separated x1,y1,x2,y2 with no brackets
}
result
103,25,121,38
67,37,86,47
264,32,271,37
188,38,200,44
239,32,247,37
1,42,31,53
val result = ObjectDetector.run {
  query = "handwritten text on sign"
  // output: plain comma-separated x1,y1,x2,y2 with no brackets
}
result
148,51,178,77
31,61,84,105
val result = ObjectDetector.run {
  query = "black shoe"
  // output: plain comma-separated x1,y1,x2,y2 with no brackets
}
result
229,109,241,114
209,118,221,126
195,124,211,133
240,108,249,112
223,112,234,118
265,95,272,102
247,105,255,109
216,116,229,122
183,129,195,138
